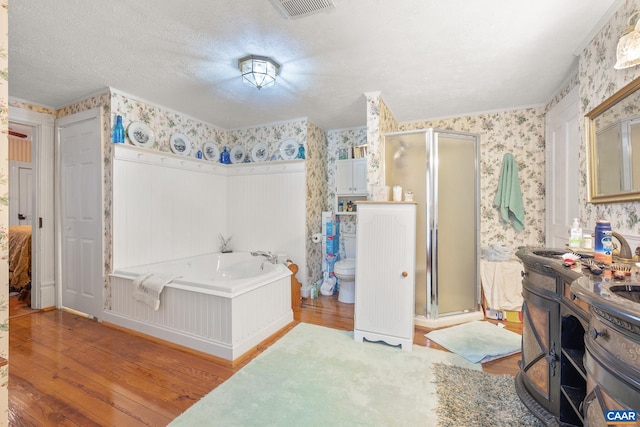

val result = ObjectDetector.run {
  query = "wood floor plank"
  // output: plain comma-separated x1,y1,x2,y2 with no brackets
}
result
11,341,182,420
9,294,523,426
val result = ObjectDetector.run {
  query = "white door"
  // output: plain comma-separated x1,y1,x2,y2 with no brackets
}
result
18,166,33,225
9,160,33,226
57,108,103,319
546,87,579,248
352,158,368,194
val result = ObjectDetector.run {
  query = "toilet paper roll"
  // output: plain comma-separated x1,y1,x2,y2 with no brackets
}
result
311,233,322,243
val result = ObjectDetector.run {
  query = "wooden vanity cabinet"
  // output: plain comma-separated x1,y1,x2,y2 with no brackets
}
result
582,308,640,427
517,261,562,423
516,254,589,426
517,248,640,426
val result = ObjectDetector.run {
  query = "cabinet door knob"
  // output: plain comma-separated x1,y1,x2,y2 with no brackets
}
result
589,327,605,340
402,271,408,277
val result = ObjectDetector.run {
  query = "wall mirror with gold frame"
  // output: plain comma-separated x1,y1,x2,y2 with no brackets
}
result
586,75,640,203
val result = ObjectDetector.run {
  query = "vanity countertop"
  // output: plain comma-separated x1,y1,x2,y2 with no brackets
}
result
516,246,640,330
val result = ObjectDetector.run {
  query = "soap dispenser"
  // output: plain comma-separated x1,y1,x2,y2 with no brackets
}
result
569,218,582,248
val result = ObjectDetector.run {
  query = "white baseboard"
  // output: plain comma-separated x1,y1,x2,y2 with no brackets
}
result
39,280,56,309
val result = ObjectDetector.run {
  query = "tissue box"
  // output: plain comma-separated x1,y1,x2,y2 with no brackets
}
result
326,235,339,255
322,212,336,236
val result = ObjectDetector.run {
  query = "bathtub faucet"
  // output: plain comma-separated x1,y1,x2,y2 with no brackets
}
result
251,251,278,264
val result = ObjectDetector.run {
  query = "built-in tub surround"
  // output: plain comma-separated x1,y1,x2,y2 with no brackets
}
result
112,144,307,285
107,89,327,290
105,252,293,361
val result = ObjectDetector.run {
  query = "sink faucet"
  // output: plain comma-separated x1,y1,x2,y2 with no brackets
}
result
611,231,633,261
251,251,277,264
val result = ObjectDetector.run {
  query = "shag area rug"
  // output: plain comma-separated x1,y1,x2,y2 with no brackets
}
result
425,320,521,363
433,363,543,427
170,322,481,427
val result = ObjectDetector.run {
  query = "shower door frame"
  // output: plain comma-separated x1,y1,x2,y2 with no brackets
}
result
428,129,481,319
383,128,481,320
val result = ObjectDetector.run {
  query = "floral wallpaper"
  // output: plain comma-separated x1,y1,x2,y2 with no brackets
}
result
361,91,546,250
305,122,327,284
399,108,546,249
545,71,579,115
7,99,56,116
112,90,228,156
574,0,640,236
0,1,7,421
366,93,399,196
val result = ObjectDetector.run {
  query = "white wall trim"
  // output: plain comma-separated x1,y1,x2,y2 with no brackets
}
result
8,106,56,309
114,144,305,176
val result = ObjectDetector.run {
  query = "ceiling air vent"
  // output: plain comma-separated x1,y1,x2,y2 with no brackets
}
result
269,0,336,20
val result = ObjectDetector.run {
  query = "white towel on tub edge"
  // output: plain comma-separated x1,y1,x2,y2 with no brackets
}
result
133,273,181,311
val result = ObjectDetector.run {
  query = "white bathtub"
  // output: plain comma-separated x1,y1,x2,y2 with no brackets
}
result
104,252,293,362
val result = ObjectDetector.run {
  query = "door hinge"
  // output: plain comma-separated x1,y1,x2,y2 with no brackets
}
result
39,217,43,229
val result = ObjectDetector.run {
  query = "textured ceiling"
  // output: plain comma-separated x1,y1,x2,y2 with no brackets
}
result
9,0,621,130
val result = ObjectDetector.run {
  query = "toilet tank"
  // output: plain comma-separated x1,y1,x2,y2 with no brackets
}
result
342,232,356,258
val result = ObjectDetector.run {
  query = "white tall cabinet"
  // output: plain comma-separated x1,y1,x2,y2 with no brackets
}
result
354,202,417,350
336,158,367,194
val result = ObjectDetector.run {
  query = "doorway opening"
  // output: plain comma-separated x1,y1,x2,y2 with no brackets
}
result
7,121,37,317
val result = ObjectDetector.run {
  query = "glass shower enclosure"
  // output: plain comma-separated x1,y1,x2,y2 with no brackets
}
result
384,129,480,320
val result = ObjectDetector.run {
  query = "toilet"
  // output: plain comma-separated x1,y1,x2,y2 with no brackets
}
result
334,232,356,304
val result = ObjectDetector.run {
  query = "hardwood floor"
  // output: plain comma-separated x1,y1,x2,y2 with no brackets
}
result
8,294,522,426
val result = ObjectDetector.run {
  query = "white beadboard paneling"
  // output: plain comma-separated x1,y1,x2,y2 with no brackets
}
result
113,145,226,268
227,168,306,284
105,272,291,360
113,145,303,282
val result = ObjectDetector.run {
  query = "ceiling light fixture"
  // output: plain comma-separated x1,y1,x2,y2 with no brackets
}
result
238,55,281,90
614,11,640,69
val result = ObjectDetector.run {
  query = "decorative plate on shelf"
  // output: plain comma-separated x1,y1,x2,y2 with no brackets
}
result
126,121,155,148
279,139,298,160
202,141,220,161
251,142,269,162
170,133,191,156
230,145,246,164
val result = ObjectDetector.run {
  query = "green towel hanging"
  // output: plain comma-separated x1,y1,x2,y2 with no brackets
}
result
493,153,525,231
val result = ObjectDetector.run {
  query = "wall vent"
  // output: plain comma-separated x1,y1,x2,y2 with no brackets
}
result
269,0,336,20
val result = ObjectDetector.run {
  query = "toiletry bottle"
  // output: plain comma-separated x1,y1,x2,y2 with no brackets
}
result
112,115,125,144
569,218,582,248
297,144,305,159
